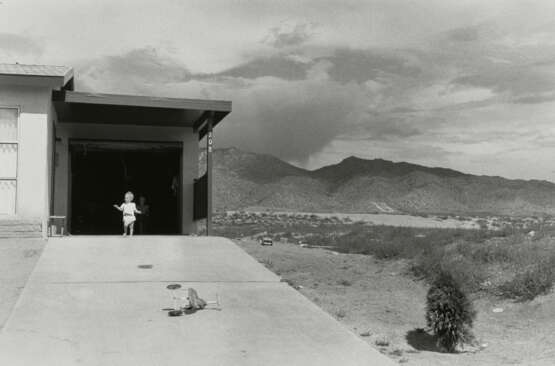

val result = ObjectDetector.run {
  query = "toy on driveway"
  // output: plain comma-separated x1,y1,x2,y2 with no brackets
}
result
165,284,221,316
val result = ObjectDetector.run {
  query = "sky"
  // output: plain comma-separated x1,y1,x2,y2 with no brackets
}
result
2,0,555,181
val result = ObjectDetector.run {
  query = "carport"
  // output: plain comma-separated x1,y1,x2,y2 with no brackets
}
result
51,90,231,235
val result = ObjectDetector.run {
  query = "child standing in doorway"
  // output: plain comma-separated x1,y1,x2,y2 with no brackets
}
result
113,191,142,236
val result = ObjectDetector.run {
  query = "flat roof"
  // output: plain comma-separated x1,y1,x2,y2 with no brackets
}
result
55,90,231,112
53,90,231,138
0,63,74,88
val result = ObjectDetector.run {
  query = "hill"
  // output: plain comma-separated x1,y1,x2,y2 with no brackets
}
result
201,147,555,216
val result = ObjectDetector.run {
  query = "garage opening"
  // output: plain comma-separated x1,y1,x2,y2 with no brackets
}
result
69,140,182,235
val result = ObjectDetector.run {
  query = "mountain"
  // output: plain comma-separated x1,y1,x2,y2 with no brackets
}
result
201,147,555,216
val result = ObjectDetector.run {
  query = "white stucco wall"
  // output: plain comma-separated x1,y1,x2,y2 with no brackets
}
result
53,123,199,234
0,85,53,236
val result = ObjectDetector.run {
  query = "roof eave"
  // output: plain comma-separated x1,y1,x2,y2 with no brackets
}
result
0,73,73,89
52,90,231,112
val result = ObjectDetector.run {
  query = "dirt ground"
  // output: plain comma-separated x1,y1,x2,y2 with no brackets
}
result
236,238,555,365
0,238,45,330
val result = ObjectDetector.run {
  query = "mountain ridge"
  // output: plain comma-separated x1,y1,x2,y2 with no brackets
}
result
201,147,555,216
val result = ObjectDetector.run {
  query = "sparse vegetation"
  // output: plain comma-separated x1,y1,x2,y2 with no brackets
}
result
375,336,390,347
425,272,476,352
215,211,555,301
335,309,347,318
497,258,555,301
229,213,555,365
338,279,352,286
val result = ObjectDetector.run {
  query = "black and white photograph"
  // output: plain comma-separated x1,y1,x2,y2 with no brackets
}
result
1,1,555,365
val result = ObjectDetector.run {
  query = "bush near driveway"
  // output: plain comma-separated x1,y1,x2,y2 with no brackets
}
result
426,271,476,352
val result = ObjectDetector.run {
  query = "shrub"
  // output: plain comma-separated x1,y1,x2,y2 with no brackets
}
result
425,271,476,352
335,309,347,318
337,279,352,286
497,260,554,301
442,257,486,293
411,246,445,280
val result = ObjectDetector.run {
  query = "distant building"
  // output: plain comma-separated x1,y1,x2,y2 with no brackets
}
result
0,64,230,237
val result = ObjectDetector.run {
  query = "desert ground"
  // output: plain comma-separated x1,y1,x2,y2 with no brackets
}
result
236,238,555,365
214,211,555,365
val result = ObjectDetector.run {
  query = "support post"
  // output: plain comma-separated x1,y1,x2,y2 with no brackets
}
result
206,113,214,236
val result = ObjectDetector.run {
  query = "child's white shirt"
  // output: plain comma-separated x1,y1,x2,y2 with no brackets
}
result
121,202,137,216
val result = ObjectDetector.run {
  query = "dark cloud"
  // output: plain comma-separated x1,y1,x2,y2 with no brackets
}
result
264,23,313,48
209,55,310,80
216,80,366,162
323,48,422,83
0,33,42,57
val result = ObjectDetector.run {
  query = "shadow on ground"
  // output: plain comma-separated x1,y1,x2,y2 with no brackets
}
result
405,328,443,352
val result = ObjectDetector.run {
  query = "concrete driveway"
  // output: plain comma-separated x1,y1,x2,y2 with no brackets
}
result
0,236,394,365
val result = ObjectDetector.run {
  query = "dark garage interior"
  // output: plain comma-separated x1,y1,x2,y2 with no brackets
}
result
69,141,182,235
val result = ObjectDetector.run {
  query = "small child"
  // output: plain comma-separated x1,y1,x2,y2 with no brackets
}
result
113,191,142,236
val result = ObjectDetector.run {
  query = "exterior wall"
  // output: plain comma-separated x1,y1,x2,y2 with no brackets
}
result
46,99,56,236
0,85,52,236
181,131,199,233
53,123,199,234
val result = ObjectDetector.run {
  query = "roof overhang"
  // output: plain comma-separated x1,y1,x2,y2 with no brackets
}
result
0,65,74,89
52,90,231,138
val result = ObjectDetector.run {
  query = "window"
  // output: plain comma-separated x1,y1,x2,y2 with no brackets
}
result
0,108,18,214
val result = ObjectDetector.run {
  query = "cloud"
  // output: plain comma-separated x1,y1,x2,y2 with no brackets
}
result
360,115,422,140
209,55,311,80
323,48,422,84
74,47,190,93
65,46,371,163
216,77,368,162
511,93,555,104
446,27,480,42
263,22,314,48
0,33,42,61
7,0,555,180
437,22,555,107
439,22,504,46
452,66,555,97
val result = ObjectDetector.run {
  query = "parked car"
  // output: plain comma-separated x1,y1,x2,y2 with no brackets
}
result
259,237,273,246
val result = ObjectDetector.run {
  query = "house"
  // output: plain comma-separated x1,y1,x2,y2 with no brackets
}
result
0,64,231,237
